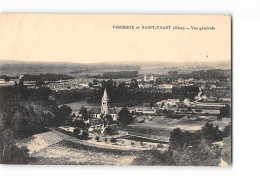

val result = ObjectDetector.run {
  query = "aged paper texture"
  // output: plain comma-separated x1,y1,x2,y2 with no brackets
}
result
0,14,231,166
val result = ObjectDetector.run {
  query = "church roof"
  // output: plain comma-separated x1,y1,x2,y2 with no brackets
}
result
90,107,117,115
102,88,109,101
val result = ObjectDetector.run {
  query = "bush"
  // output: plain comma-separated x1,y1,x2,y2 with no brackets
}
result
172,139,221,166
95,136,100,142
81,130,89,139
73,128,81,135
110,137,117,143
218,104,231,118
118,107,134,126
74,120,85,128
157,144,164,148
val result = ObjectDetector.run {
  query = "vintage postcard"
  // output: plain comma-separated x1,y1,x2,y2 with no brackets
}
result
0,14,231,166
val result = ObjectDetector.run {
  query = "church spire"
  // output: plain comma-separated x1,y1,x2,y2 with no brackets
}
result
102,88,109,101
101,88,109,115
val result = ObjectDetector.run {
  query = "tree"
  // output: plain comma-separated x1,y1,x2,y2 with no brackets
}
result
161,102,165,107
10,106,45,138
201,122,223,142
130,79,139,89
35,80,45,87
155,77,163,85
187,107,192,112
73,128,80,135
171,139,221,166
118,107,133,126
1,129,29,164
81,130,89,139
150,101,154,108
74,120,85,128
44,111,56,127
80,106,88,120
56,105,72,125
169,128,193,151
4,76,11,82
223,124,231,137
93,79,98,85
110,137,117,143
218,104,231,118
95,136,100,142
105,114,113,125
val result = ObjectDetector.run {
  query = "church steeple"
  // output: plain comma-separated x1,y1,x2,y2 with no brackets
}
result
101,88,109,115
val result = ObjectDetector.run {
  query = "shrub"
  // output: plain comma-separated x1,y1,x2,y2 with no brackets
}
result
157,144,164,148
218,104,231,118
81,130,89,139
110,137,117,143
118,107,134,126
74,120,85,128
95,136,100,142
73,128,81,135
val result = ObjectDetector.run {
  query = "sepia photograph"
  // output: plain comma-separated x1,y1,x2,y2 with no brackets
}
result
0,14,231,166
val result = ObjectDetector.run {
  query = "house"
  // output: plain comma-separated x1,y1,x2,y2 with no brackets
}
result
156,99,180,106
144,75,156,82
138,83,153,88
135,108,156,115
183,98,191,106
156,84,173,89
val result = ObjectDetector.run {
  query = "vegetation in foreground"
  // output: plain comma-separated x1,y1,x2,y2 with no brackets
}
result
132,122,231,166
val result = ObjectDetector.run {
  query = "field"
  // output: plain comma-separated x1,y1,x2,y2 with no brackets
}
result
29,140,136,165
17,129,140,165
61,101,96,112
121,116,231,142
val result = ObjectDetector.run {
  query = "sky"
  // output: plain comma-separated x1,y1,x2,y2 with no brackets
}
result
0,14,231,64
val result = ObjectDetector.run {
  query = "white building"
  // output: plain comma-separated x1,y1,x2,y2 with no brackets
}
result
144,75,157,82
156,99,180,106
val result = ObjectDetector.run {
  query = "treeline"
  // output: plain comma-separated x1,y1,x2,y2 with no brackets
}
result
93,71,138,79
0,75,19,82
54,89,93,104
178,69,231,80
53,79,200,106
88,79,173,106
0,85,52,106
21,73,74,82
0,85,72,137
0,84,72,164
172,86,200,101
155,69,231,84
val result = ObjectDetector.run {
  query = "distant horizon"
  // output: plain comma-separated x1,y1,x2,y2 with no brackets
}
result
0,58,231,65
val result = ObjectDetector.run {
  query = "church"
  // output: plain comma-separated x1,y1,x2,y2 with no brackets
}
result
93,88,118,121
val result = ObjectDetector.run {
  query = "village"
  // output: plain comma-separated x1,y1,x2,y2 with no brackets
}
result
0,68,231,165
47,71,231,152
